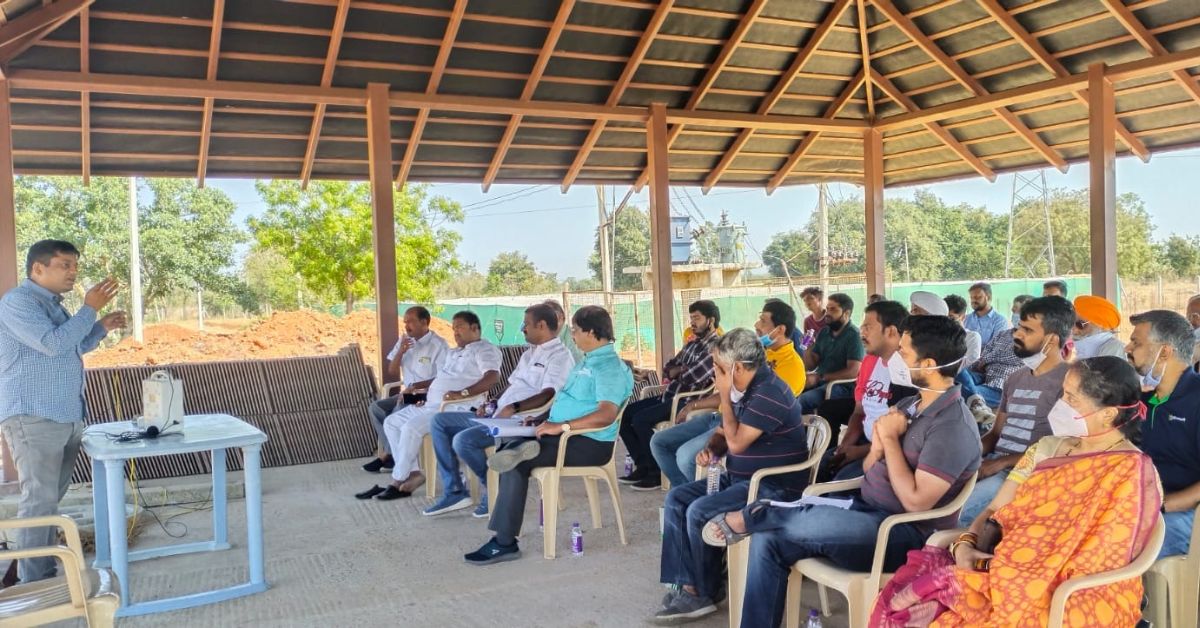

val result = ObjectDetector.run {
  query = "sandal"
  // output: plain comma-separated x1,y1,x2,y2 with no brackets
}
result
702,512,750,547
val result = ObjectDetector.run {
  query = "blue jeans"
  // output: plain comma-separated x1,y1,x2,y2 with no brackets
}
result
1161,509,1196,558
430,412,494,497
957,464,1009,526
799,382,854,414
968,372,1003,408
955,371,979,399
650,412,720,487
739,499,927,628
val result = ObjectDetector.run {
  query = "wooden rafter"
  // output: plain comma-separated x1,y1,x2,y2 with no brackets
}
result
195,0,225,187
482,0,575,192
299,0,352,189
767,71,864,193
975,0,1149,162
79,7,88,185
396,0,466,189
1099,0,1200,111
561,0,675,192
871,0,1068,172
0,0,93,64
856,0,875,119
869,68,995,181
703,0,853,191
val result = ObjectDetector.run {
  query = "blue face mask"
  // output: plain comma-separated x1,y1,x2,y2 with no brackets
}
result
759,334,773,348
1011,313,1021,327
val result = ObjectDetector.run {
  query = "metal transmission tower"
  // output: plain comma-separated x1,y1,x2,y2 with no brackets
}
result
1004,170,1057,278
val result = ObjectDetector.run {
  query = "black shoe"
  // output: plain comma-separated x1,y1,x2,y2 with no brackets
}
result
355,485,386,499
631,474,662,491
375,485,412,501
618,467,648,484
362,458,386,473
464,537,521,565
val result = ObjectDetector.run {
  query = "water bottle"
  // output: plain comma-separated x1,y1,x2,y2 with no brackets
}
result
705,462,721,495
484,401,497,416
570,522,584,556
800,329,817,351
624,453,634,477
539,498,544,530
805,609,822,628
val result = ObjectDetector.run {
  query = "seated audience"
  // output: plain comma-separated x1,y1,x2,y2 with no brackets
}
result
868,293,886,305
356,311,501,501
945,294,992,422
702,315,981,628
544,298,584,364
423,304,575,518
799,293,864,412
363,306,449,473
959,296,1073,525
620,300,721,491
463,305,632,565
652,329,810,623
1009,294,1034,328
965,326,1025,409
943,295,981,367
965,282,1010,346
1043,280,1068,298
800,286,828,336
1127,310,1200,558
1072,295,1125,359
909,291,948,317
874,356,1161,626
651,300,806,488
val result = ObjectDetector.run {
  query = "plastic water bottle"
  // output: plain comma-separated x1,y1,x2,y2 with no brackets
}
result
705,462,721,495
539,498,544,530
570,522,584,556
624,453,634,477
800,329,817,352
484,401,497,416
805,609,823,628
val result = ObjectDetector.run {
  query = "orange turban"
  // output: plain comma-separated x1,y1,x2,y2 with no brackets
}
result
1073,295,1120,331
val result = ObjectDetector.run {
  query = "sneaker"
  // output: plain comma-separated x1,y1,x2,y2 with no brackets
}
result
661,585,681,609
464,537,521,565
423,493,472,516
487,440,541,474
631,474,662,491
652,590,717,624
967,395,995,424
472,496,489,519
618,467,648,485
361,458,386,473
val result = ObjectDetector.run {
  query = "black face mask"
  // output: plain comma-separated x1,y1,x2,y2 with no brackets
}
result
828,318,845,332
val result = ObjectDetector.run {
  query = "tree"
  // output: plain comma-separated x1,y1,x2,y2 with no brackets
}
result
483,251,560,295
242,247,326,311
589,205,650,291
436,264,487,299
249,181,462,312
1160,235,1200,278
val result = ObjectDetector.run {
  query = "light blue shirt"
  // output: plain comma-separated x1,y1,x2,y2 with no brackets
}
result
964,307,1010,346
548,342,632,442
0,279,108,423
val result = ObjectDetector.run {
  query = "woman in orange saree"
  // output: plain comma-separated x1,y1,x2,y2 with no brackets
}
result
872,356,1163,627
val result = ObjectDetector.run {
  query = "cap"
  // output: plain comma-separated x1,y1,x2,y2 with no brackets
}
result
910,291,949,316
1073,295,1120,331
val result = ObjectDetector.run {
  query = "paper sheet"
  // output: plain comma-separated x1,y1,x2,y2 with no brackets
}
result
766,494,854,510
471,418,536,438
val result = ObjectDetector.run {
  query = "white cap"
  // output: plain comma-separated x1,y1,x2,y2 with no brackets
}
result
910,291,949,316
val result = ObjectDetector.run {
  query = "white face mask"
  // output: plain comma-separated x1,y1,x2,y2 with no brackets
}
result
1193,327,1200,341
1019,339,1050,371
729,386,745,403
1047,399,1091,438
1139,347,1164,392
887,353,964,391
1073,332,1114,360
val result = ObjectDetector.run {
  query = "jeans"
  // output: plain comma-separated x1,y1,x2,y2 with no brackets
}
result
488,435,613,545
1160,509,1196,558
650,412,720,487
368,397,400,455
955,370,979,399
619,396,673,473
0,416,83,583
968,372,1004,408
660,477,787,599
430,412,494,497
739,499,927,628
957,465,1009,526
799,383,854,414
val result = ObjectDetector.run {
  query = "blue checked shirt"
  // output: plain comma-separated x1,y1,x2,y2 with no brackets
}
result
0,279,108,423
964,307,1011,347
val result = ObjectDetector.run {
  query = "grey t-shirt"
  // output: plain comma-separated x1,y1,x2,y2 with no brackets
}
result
994,362,1069,457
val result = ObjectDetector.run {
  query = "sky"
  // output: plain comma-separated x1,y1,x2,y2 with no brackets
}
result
211,148,1200,281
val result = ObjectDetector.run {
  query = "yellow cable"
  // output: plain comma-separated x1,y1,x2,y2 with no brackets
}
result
127,459,138,540
111,372,122,420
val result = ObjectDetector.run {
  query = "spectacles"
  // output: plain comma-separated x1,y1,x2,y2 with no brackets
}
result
1073,320,1089,330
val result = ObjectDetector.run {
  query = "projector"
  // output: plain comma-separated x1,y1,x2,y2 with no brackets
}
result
141,370,183,432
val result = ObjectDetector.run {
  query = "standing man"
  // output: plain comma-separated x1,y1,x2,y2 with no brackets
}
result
1071,295,1126,360
799,287,827,336
362,306,449,473
799,293,864,412
964,282,1010,346
0,240,126,583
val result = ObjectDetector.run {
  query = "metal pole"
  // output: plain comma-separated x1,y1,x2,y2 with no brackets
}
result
197,287,205,331
596,184,613,297
128,177,144,342
818,182,829,295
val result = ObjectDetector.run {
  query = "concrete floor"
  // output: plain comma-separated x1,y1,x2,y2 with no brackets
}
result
85,458,849,628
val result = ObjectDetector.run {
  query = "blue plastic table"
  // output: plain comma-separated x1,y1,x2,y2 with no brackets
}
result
83,414,268,617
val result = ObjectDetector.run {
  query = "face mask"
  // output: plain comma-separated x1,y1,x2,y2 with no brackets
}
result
888,353,964,391
1018,339,1050,371
1139,347,1164,392
730,386,745,403
1011,313,1021,327
1073,332,1113,360
759,331,774,348
1047,399,1092,438
828,318,845,333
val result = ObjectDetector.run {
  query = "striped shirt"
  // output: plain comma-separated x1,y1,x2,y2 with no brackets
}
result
724,367,809,493
662,329,718,399
995,362,1068,457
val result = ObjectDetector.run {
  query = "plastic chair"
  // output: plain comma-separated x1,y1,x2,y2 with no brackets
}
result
478,395,556,508
926,518,1165,627
649,385,715,491
726,414,832,628
0,515,120,627
529,402,630,559
824,378,857,401
784,472,979,628
422,393,487,498
1145,504,1200,628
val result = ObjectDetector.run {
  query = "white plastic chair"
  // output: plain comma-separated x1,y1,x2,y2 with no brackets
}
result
0,515,120,627
479,395,556,509
784,472,979,628
421,393,487,498
649,385,715,491
1145,504,1200,628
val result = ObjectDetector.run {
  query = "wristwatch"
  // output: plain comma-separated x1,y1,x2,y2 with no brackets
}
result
459,388,471,398
560,422,572,434
513,401,522,412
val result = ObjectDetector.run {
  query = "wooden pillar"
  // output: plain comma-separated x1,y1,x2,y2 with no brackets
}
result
646,103,675,369
1088,63,1117,299
863,128,886,296
366,83,399,383
0,80,14,483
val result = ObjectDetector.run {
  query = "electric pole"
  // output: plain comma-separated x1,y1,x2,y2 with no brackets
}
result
128,177,144,342
817,183,830,295
596,185,613,295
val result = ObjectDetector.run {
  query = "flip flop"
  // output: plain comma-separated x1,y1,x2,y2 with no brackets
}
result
355,485,386,500
702,512,750,547
375,485,412,501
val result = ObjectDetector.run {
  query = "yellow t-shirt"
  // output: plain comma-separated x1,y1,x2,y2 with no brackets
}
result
766,342,807,396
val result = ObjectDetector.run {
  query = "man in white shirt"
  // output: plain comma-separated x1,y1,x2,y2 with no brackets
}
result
544,299,584,364
424,303,575,517
356,311,502,501
363,306,449,473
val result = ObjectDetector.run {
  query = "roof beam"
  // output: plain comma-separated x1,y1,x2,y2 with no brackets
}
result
0,0,92,64
869,68,996,181
704,0,853,191
396,0,466,189
856,0,875,119
871,0,1068,172
482,0,575,192
975,0,1149,162
1098,0,1200,113
300,0,352,189
196,0,226,188
562,0,675,192
767,71,865,193
79,7,89,185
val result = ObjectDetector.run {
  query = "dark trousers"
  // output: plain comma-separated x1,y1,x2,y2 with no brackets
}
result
368,396,399,454
488,435,613,545
619,396,673,473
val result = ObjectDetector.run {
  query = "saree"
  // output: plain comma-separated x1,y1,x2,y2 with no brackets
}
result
871,449,1162,628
